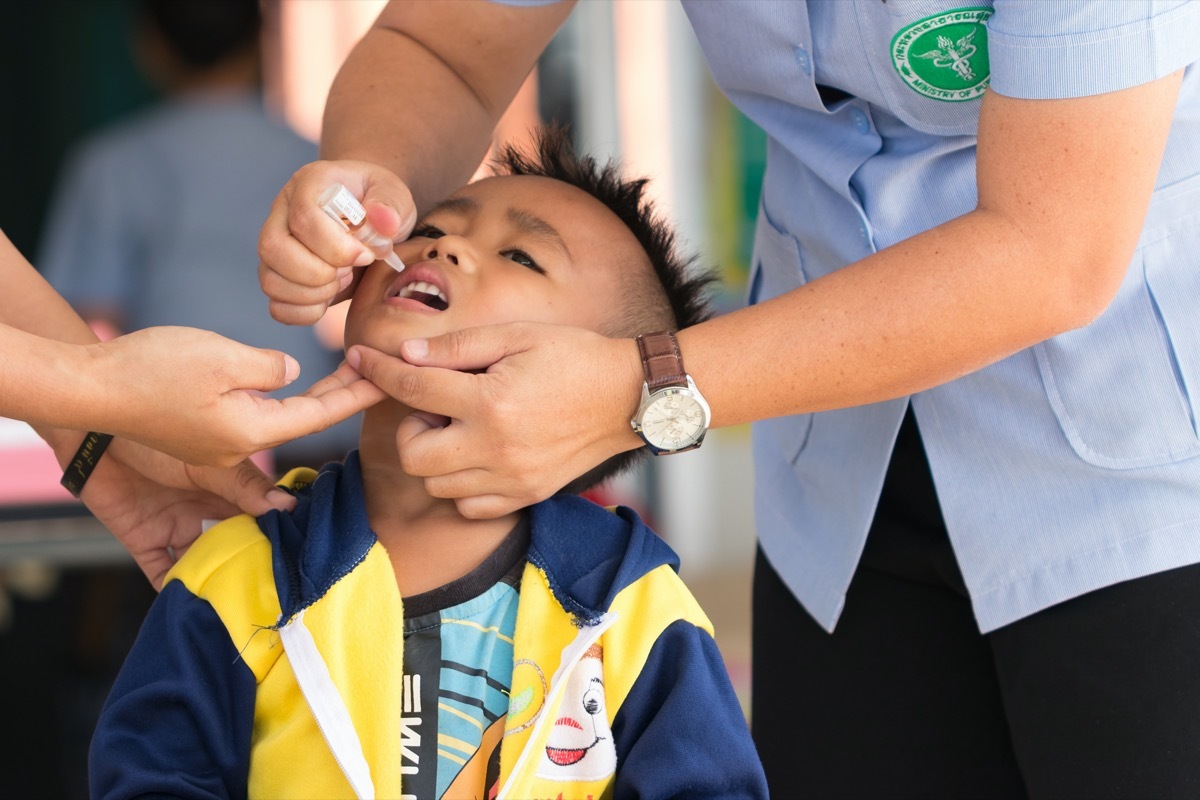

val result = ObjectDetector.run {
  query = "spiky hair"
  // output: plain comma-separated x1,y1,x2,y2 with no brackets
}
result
491,125,718,494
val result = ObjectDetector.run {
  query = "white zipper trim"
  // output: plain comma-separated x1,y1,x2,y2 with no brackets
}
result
497,610,619,799
279,609,376,799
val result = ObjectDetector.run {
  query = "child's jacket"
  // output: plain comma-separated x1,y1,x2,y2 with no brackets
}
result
90,453,767,799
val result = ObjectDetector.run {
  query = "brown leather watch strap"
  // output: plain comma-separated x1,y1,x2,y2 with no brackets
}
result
636,331,687,392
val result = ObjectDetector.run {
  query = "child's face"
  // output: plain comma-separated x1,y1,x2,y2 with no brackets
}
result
344,175,649,355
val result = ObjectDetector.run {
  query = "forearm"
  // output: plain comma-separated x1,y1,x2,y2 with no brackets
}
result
321,27,493,212
0,324,107,457
320,0,574,213
0,231,102,455
681,209,1095,428
1,230,96,346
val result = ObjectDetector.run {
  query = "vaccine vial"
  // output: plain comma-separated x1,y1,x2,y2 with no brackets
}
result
318,183,405,272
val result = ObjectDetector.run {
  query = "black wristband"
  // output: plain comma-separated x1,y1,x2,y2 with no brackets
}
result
60,431,114,498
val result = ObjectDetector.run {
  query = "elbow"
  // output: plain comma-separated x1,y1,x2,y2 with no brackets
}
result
990,209,1134,337
1049,247,1131,334
977,202,1141,339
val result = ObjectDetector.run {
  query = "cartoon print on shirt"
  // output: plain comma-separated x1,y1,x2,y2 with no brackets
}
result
505,658,549,735
536,643,617,782
442,716,506,799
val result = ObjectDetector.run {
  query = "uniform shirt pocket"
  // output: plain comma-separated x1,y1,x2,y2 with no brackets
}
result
748,204,813,464
1035,216,1200,469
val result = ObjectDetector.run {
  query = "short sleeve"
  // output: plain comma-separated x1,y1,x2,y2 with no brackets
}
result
988,0,1200,99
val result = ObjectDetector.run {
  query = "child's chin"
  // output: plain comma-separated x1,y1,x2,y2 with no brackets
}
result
345,329,416,359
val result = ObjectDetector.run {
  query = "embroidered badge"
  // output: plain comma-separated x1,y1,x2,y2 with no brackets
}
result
891,7,993,102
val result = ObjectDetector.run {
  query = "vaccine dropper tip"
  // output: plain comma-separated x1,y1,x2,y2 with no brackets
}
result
383,251,406,272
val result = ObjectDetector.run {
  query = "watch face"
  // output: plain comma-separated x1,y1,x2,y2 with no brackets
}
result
640,389,709,451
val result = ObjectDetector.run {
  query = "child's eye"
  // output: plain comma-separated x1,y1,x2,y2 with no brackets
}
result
502,249,545,274
410,225,445,239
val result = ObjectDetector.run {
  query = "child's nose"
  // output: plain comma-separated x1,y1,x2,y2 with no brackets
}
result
423,238,474,273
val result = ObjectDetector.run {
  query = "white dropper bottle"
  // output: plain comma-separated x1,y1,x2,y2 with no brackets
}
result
318,183,405,272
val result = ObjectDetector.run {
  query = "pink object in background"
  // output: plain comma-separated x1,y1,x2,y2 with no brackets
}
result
0,418,76,505
0,418,275,508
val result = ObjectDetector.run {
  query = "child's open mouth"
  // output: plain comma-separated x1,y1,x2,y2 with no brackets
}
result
391,280,448,311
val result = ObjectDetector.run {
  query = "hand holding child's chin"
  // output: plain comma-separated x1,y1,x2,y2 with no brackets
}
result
405,410,451,431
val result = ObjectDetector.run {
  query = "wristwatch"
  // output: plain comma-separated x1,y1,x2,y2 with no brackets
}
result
631,331,711,455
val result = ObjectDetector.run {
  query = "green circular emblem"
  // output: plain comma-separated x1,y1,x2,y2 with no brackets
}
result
891,7,993,102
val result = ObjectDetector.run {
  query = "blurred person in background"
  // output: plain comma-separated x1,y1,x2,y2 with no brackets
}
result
39,0,358,474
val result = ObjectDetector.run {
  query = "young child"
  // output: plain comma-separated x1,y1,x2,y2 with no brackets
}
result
89,128,767,799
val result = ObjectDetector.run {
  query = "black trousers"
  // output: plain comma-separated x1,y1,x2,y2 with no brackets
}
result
752,410,1200,799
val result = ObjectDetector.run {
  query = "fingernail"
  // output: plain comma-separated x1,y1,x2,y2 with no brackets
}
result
402,339,429,360
353,250,375,267
266,489,296,510
283,355,301,383
345,346,361,370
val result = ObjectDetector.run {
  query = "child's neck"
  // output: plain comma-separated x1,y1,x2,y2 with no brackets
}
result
358,406,522,597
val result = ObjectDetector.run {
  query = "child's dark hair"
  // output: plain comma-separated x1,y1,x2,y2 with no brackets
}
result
492,125,718,495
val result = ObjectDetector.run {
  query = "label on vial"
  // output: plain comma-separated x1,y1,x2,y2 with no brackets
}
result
320,184,366,229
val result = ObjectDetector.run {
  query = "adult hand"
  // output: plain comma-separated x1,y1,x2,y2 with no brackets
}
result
258,159,418,325
79,437,296,589
95,329,386,467
346,322,646,519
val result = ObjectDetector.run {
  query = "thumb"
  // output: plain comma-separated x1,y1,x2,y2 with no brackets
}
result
362,177,418,242
397,324,528,371
364,202,416,243
228,346,301,393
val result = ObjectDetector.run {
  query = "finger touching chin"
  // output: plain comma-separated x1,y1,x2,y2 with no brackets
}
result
456,494,525,521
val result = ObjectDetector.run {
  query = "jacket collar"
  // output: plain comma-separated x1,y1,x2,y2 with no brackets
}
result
259,451,376,623
259,453,680,626
526,496,680,626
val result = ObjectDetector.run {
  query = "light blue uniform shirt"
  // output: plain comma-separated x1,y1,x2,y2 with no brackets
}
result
511,0,1200,632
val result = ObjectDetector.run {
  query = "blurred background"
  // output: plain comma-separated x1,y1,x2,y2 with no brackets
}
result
0,1,765,792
